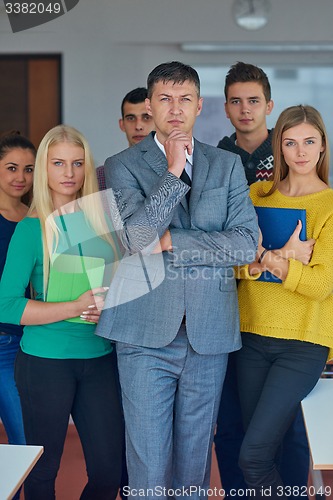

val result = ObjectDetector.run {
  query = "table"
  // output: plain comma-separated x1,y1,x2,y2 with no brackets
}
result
0,444,43,499
301,378,333,470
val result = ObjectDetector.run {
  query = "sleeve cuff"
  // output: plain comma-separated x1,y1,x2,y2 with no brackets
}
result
236,265,262,280
283,259,303,292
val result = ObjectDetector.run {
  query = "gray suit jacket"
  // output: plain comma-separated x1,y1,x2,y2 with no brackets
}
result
96,133,258,355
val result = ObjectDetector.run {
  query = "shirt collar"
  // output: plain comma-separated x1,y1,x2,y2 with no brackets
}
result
154,134,194,165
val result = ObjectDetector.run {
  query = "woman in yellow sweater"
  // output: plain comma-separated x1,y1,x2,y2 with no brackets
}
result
236,105,333,499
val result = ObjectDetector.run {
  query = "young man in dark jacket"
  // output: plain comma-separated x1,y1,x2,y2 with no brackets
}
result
214,61,310,499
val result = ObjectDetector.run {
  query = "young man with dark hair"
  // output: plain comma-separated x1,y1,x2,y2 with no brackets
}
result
214,61,310,500
97,87,155,190
219,61,274,185
96,61,258,497
119,87,155,147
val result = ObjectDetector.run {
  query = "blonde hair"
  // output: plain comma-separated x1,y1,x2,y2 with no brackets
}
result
28,125,120,295
261,105,330,197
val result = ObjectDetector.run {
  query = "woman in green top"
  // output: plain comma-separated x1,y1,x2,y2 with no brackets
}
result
0,125,123,500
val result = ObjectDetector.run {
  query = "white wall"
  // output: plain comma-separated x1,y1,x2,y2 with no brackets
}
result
1,0,333,165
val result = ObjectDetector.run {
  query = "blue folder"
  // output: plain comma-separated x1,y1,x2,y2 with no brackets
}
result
255,206,307,283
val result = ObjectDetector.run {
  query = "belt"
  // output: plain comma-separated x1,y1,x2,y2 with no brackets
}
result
0,331,9,336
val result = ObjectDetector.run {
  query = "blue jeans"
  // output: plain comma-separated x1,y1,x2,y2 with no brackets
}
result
0,334,25,500
236,333,327,499
214,352,247,498
214,352,310,499
0,334,25,445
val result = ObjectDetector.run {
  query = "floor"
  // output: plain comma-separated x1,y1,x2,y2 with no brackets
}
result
1,423,333,499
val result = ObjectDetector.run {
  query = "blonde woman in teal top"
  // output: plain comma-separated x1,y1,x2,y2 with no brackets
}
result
0,125,123,500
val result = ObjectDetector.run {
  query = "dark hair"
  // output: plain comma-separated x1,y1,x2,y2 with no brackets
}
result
147,61,200,99
0,131,36,205
121,87,148,118
224,61,271,102
0,131,36,160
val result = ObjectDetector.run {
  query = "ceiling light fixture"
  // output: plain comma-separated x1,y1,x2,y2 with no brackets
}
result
232,0,271,30
180,42,333,53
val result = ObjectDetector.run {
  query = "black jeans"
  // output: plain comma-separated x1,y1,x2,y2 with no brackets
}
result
15,349,124,500
214,352,310,499
236,333,328,499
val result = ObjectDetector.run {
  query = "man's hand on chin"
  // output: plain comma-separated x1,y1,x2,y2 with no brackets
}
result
152,230,173,253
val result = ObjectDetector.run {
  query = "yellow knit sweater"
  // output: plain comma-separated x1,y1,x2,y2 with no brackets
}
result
238,181,333,360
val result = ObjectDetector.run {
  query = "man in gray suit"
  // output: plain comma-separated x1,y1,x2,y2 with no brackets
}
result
96,61,258,499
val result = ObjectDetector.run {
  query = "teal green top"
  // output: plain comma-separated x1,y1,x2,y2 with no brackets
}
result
0,211,117,359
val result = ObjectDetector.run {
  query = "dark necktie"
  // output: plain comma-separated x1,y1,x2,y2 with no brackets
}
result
180,168,191,203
